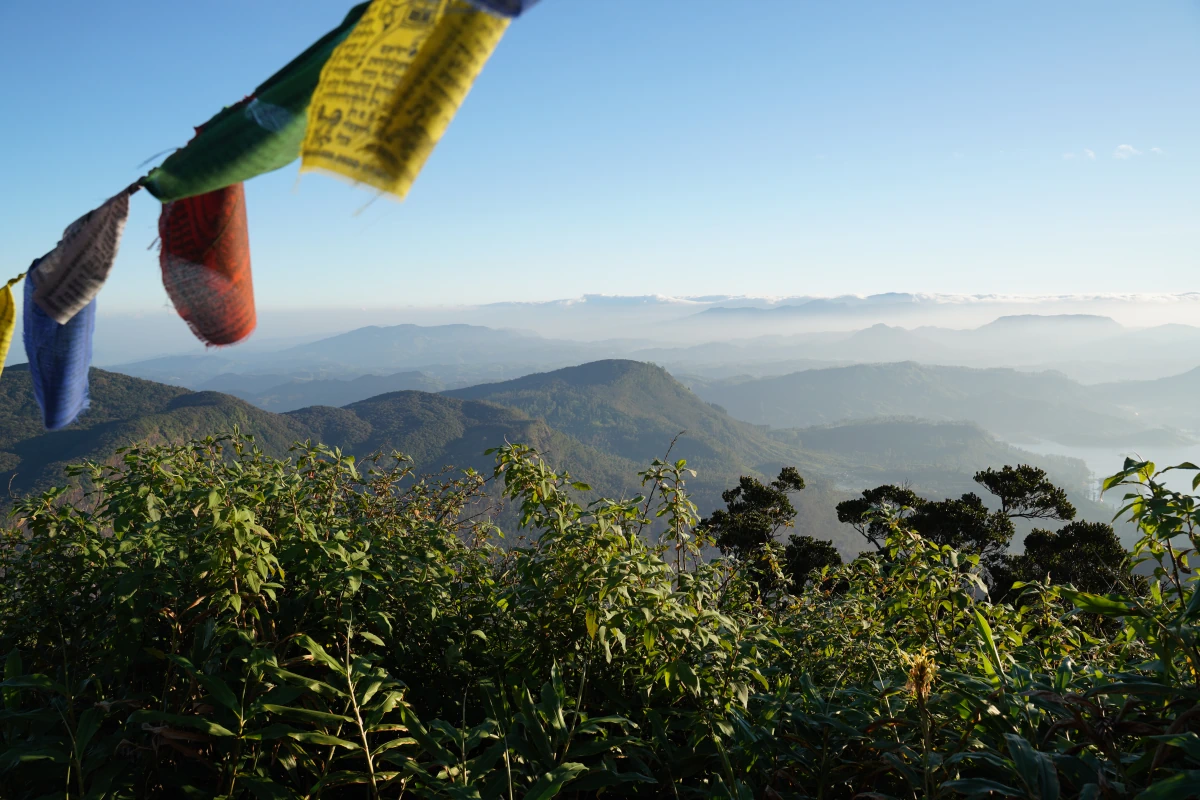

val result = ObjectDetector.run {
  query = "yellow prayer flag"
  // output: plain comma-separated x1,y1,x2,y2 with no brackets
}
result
0,274,22,381
301,0,509,199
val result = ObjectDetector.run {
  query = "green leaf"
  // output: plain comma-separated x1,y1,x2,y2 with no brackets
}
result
308,770,372,792
242,723,301,741
0,744,69,769
566,735,638,759
260,704,353,725
397,705,455,763
0,674,68,695
371,736,418,757
585,610,598,639
1135,771,1200,800
1148,732,1200,762
265,668,345,699
2,650,21,710
524,762,589,800
357,631,385,647
240,775,301,800
197,673,241,719
543,664,567,735
974,610,1005,681
295,635,346,675
288,731,359,749
568,767,657,793
75,707,104,762
1061,590,1142,617
943,778,1024,797
1004,734,1059,800
129,710,235,737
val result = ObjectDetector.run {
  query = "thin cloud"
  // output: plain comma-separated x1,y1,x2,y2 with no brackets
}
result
1063,152,1076,160
1113,144,1141,159
1150,147,1165,155
1083,149,1095,160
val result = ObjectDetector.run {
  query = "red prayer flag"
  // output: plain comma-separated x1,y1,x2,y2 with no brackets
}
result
159,183,256,346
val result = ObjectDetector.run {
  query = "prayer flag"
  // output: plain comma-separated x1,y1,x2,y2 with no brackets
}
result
301,0,508,200
0,274,20,381
159,183,256,346
143,3,371,203
30,188,132,325
23,260,97,430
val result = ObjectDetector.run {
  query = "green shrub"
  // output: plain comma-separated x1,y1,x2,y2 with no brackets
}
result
1,436,1197,798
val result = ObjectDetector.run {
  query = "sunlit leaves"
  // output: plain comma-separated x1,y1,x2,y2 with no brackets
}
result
2,438,1200,797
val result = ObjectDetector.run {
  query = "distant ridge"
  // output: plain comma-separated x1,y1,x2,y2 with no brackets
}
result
979,314,1122,329
234,371,445,412
692,361,1191,448
0,358,1116,555
697,300,851,317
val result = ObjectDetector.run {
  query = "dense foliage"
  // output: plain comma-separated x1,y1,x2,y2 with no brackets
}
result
1,435,1198,798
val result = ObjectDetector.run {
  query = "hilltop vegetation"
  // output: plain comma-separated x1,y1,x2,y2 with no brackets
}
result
1,434,1196,798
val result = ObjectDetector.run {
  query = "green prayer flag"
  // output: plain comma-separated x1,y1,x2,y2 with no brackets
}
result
143,3,369,203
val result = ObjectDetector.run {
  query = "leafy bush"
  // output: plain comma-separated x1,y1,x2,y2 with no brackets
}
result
1,436,1198,798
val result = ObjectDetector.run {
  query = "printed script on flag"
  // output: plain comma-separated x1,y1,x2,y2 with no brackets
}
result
301,0,508,200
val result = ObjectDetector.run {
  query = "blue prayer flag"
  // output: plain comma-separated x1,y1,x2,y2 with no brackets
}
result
23,259,96,430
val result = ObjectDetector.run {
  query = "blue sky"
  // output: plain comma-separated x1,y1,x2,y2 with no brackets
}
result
1,0,1197,310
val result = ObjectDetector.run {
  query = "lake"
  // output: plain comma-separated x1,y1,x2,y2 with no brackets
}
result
1010,441,1199,499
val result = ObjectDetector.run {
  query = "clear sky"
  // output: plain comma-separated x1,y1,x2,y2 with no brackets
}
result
1,0,1197,311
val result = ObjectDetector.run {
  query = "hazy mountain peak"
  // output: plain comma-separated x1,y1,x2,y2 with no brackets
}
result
465,358,668,388
979,314,1122,330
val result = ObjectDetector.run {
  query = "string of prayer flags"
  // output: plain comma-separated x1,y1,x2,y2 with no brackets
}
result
300,0,509,201
143,3,371,203
31,187,134,325
24,260,98,430
5,0,546,414
0,273,22,381
159,183,256,346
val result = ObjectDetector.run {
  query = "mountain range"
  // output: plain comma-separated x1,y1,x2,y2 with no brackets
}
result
111,314,1200,397
689,362,1193,448
112,321,1197,450
0,359,1111,555
1095,366,1200,432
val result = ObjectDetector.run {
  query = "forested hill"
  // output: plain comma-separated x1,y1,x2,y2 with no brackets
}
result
287,391,639,500
442,360,1100,513
444,360,799,476
0,366,638,507
1,361,1107,554
0,366,312,499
